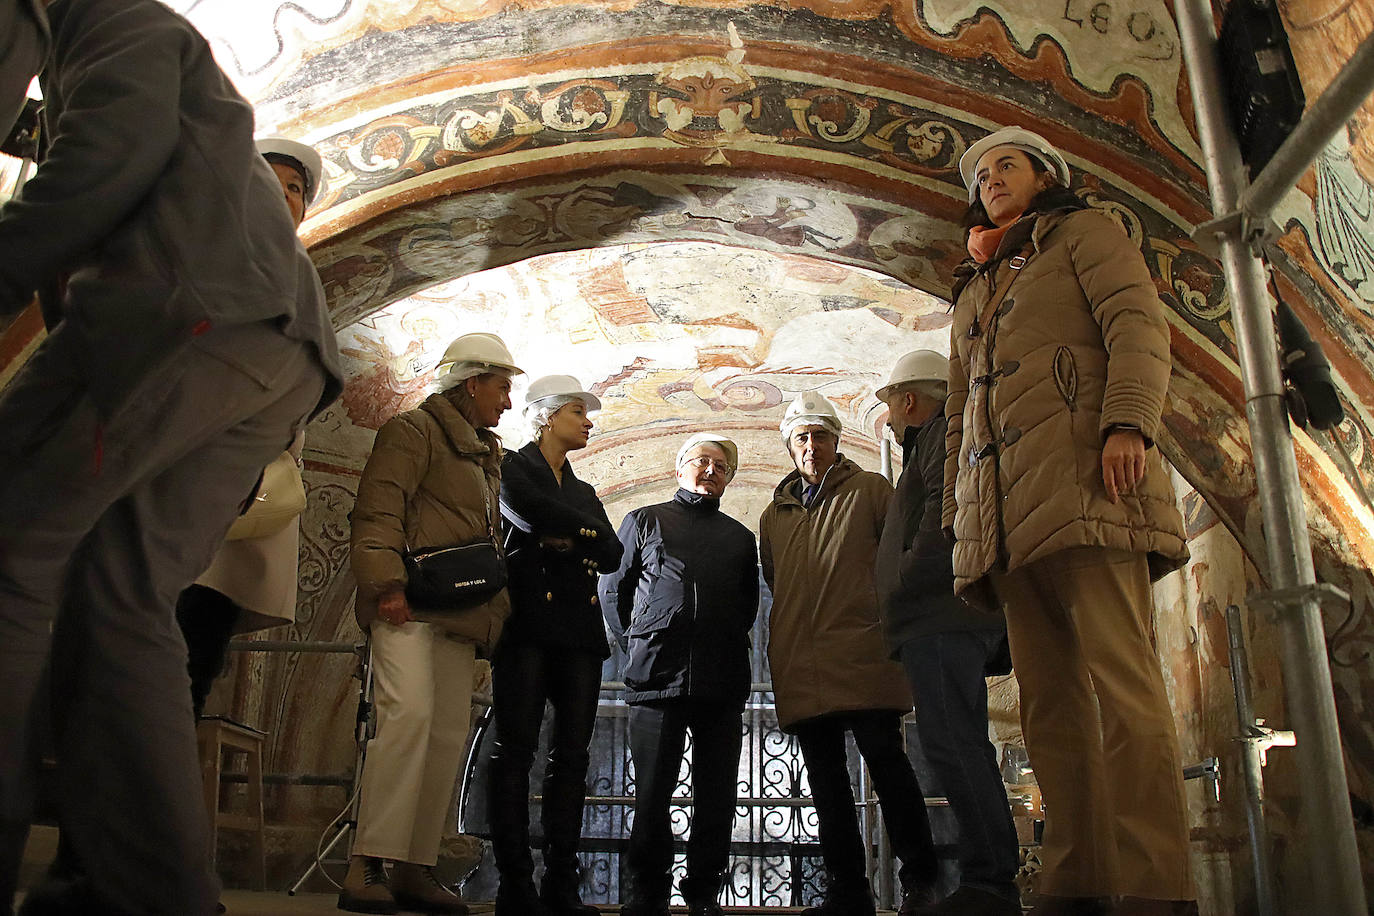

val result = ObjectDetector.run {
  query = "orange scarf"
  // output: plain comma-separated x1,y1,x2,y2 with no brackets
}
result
967,223,1012,264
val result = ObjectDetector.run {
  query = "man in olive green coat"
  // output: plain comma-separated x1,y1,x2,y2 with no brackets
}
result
760,392,937,916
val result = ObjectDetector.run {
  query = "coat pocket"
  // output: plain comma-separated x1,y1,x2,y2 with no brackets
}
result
1053,346,1078,411
627,598,680,637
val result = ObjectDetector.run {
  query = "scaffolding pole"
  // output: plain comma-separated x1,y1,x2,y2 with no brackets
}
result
1175,2,1370,912
1226,605,1278,916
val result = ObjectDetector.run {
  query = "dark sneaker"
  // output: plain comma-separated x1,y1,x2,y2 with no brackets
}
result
910,886,1021,915
686,901,725,916
800,896,878,916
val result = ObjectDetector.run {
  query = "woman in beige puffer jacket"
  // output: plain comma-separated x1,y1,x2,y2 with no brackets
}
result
343,334,520,915
943,127,1194,916
940,198,1189,597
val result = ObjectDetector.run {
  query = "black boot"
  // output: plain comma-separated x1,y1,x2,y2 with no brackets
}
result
540,870,600,916
619,897,670,916
494,878,551,916
488,742,548,916
800,882,877,916
681,870,725,916
0,820,30,916
540,744,597,916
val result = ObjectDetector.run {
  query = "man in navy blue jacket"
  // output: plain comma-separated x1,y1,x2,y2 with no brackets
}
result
875,351,1018,916
600,433,759,916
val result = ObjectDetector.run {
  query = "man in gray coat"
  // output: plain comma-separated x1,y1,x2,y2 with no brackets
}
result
0,3,342,913
874,351,1018,916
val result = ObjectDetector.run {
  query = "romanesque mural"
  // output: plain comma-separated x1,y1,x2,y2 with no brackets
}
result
145,0,1374,899
3,0,1372,904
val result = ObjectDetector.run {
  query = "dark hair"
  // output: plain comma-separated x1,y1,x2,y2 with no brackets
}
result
960,152,1055,232
262,152,312,199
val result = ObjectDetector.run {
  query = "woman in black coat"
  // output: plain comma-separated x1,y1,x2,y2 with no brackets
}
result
487,375,623,916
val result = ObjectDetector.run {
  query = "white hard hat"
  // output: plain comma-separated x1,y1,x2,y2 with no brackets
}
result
435,332,524,378
780,392,842,441
876,349,948,401
256,137,324,204
675,433,739,475
524,374,601,413
958,127,1071,204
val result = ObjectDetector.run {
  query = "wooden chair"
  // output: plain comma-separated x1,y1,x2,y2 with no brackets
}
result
196,717,267,891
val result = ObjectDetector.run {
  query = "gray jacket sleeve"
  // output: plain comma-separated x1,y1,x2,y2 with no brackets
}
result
1,0,47,143
0,3,184,309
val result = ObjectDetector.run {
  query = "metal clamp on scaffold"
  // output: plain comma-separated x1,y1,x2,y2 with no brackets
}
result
1238,718,1296,770
1247,581,1349,623
1183,756,1222,803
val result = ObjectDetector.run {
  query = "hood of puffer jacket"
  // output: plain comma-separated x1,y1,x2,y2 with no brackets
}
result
760,456,912,730
942,205,1188,601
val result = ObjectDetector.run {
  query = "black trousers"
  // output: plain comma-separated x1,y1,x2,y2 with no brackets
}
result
174,585,241,719
900,631,1019,901
487,643,603,891
625,698,743,904
793,710,939,901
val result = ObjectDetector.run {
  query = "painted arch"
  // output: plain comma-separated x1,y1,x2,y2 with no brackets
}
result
2,0,1370,884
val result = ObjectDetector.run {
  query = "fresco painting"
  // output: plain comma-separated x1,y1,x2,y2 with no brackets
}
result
2,0,1372,906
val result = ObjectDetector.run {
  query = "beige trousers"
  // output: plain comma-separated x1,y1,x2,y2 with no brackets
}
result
354,620,477,865
993,547,1193,900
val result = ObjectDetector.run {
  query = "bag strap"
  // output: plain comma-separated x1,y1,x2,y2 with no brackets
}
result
480,473,501,551
967,241,1035,340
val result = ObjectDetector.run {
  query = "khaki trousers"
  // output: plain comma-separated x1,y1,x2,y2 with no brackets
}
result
993,547,1193,900
354,620,476,865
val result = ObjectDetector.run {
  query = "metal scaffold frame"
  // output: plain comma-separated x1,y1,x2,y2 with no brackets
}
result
1174,3,1374,913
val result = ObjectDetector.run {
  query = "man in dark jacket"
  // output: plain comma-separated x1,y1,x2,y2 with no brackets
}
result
600,433,759,916
1,2,46,152
875,351,1018,916
0,3,341,914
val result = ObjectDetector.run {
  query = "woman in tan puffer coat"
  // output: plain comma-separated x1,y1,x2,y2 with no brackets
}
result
343,332,522,916
943,128,1193,916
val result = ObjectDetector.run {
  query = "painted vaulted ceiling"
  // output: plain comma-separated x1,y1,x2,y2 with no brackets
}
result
175,0,1374,798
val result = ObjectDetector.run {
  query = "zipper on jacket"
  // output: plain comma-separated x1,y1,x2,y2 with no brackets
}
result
686,508,697,697
981,293,1012,572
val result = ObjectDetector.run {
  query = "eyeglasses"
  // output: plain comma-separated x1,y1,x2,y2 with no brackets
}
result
685,456,733,474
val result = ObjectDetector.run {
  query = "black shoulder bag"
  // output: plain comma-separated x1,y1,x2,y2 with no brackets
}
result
402,475,507,612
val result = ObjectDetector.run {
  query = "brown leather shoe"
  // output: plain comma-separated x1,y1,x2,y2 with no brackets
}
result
338,856,398,915
390,862,469,915
1116,899,1199,916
